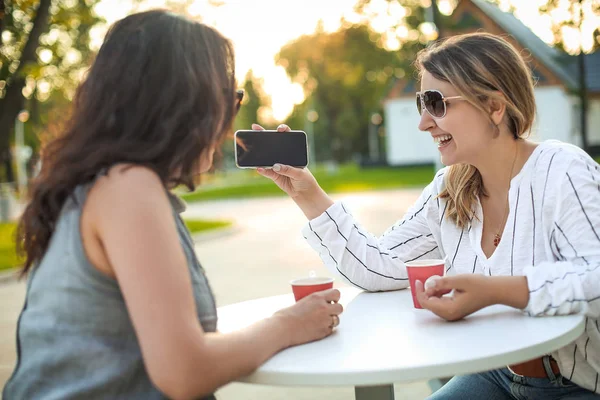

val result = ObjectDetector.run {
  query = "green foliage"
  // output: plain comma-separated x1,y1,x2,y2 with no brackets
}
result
0,0,105,179
1,0,103,100
233,69,268,131
276,0,431,163
218,70,270,169
181,164,435,202
539,0,600,53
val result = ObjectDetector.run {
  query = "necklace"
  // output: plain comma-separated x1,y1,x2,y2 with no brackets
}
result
493,144,519,247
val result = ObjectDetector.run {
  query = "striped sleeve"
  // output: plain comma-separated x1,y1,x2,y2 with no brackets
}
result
301,181,439,291
524,156,600,318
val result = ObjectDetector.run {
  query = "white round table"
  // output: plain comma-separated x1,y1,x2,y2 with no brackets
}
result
217,287,585,400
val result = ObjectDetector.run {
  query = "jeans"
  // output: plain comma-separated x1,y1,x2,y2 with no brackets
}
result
428,358,600,400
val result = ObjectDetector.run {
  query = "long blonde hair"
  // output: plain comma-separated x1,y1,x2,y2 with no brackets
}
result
415,33,536,228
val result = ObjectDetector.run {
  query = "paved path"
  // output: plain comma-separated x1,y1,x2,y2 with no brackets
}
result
0,188,434,399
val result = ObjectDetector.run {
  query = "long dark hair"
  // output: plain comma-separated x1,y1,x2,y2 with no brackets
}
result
17,10,237,275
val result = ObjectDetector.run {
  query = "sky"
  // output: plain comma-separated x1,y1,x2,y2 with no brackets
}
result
91,0,599,122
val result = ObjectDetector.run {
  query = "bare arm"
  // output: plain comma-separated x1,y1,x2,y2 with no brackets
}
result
251,123,334,220
90,166,342,400
292,184,334,220
257,163,334,220
254,124,441,291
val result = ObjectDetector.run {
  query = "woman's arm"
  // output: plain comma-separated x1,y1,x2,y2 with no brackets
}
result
256,124,442,292
522,156,600,318
302,181,442,292
90,166,342,400
417,155,600,321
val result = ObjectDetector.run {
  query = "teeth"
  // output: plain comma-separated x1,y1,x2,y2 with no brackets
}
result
434,135,452,146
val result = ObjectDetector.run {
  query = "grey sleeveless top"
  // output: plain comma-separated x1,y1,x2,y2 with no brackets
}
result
3,179,218,400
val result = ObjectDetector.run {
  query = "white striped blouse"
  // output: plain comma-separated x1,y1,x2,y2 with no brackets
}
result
302,140,600,394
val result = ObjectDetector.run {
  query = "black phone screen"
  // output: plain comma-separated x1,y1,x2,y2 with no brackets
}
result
234,130,308,168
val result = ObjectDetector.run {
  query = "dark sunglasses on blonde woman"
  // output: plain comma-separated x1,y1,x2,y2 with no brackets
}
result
416,89,464,119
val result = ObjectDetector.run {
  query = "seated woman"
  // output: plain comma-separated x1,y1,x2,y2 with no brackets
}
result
2,10,342,400
257,32,600,399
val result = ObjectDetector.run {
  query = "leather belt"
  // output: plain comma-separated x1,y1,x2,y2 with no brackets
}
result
508,356,560,379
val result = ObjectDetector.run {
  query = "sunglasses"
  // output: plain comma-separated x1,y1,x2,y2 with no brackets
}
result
235,89,244,114
416,90,464,119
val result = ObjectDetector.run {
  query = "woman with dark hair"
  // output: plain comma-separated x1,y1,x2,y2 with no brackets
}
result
3,10,342,400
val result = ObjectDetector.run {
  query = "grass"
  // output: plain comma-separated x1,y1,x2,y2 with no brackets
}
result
0,223,22,273
183,219,232,233
0,218,232,273
181,164,435,202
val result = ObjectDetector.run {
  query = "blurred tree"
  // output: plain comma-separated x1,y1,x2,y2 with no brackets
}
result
217,70,270,170
540,0,599,53
539,0,600,152
277,19,423,163
429,0,444,37
354,0,455,44
0,0,102,183
233,69,269,132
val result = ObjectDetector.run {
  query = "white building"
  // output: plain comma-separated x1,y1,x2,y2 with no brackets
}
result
383,0,600,166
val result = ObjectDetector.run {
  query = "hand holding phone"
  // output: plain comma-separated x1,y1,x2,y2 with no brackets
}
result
234,130,309,169
248,124,334,218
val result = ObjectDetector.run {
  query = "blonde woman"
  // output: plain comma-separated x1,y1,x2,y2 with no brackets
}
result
257,32,600,398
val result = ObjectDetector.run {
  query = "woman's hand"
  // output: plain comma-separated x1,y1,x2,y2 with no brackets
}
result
252,123,320,198
415,274,530,321
252,124,334,219
273,288,343,347
415,274,495,321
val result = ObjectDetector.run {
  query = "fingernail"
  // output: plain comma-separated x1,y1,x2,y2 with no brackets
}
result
277,124,285,130
273,164,281,172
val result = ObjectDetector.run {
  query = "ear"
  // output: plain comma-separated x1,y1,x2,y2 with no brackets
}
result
487,93,507,126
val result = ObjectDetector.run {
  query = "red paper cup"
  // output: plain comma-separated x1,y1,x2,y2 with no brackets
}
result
290,277,334,302
405,259,445,309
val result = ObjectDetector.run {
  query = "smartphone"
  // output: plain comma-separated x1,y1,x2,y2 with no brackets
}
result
234,130,309,169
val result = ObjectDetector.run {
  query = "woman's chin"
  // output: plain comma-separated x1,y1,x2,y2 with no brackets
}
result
440,156,456,166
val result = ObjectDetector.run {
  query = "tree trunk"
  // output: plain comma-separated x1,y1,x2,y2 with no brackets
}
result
0,0,52,182
431,0,444,39
0,0,6,46
578,51,589,152
577,0,588,152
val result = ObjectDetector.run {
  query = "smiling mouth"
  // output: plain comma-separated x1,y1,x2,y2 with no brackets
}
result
434,134,453,148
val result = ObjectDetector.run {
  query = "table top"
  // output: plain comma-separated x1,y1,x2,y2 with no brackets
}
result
217,287,585,387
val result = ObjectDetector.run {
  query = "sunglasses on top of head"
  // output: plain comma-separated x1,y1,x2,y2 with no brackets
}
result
416,89,464,119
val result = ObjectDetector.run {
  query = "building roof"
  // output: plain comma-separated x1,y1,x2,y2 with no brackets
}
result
471,0,599,92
